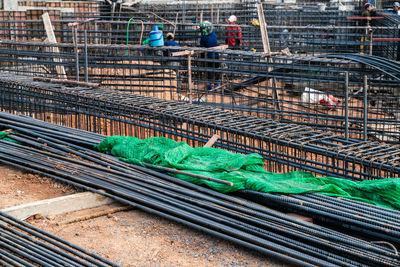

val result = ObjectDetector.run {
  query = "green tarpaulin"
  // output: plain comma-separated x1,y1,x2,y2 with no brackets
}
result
96,136,400,210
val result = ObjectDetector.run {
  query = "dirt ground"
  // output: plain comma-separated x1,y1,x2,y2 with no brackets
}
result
0,164,76,208
0,163,286,267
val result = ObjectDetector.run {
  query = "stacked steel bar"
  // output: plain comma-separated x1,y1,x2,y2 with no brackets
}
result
0,212,118,267
238,190,400,245
0,112,399,266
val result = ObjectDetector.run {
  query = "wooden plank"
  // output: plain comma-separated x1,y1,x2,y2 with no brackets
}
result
257,3,280,112
171,50,195,57
42,12,57,43
211,4,214,23
210,44,228,50
42,12,67,79
171,45,228,57
1,192,115,221
203,134,219,147
257,3,271,54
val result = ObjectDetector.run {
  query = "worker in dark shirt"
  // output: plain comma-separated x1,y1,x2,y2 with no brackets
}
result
199,21,220,91
200,21,219,57
163,32,180,61
362,3,377,21
360,3,376,54
164,32,180,54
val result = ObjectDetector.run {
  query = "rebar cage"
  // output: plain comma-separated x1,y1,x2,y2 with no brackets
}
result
0,42,399,141
1,75,400,181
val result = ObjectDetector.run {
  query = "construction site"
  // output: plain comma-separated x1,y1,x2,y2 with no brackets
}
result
1,0,400,266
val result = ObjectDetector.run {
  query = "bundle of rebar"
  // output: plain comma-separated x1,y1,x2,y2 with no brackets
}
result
0,212,118,267
0,112,399,266
239,190,400,244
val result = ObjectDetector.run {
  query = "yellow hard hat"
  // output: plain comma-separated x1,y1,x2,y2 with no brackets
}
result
250,20,260,26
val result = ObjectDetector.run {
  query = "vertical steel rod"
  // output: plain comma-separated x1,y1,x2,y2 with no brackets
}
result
73,27,79,81
188,54,192,104
345,72,349,140
182,0,186,23
84,30,89,83
369,28,373,56
363,75,368,141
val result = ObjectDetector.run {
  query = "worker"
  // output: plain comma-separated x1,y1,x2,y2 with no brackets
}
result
163,32,180,56
392,3,400,60
280,28,291,48
362,3,377,19
390,2,400,14
226,15,242,49
360,3,377,54
142,24,165,46
199,21,220,91
200,21,218,50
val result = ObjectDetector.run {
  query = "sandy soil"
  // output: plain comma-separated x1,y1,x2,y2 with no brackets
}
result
0,163,286,267
0,164,76,209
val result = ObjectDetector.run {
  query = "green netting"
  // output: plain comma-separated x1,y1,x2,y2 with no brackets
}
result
0,131,19,143
96,136,400,210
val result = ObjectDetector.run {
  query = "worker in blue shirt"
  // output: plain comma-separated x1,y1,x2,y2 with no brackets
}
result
391,2,400,60
163,32,180,63
199,21,220,91
164,32,180,55
163,33,180,66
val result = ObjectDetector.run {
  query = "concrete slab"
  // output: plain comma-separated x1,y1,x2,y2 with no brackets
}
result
1,192,115,221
